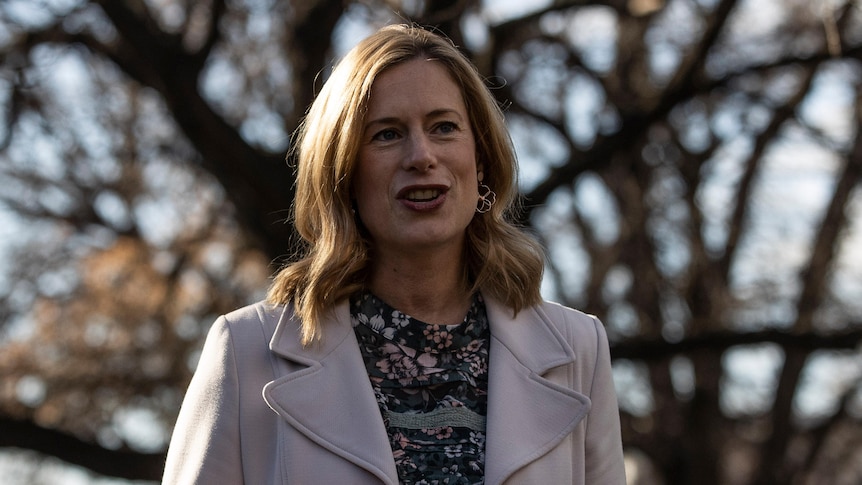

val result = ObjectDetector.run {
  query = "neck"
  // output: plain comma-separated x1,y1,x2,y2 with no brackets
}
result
366,248,472,325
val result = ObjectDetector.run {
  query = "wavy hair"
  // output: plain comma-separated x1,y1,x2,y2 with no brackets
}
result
268,24,544,344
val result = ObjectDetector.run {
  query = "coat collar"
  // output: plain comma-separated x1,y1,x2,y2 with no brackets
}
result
263,295,589,485
483,296,590,484
263,302,399,484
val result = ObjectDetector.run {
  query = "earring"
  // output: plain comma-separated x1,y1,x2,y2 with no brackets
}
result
476,183,497,214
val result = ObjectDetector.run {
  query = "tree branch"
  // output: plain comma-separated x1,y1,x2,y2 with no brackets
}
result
719,66,819,279
611,325,862,361
0,416,164,481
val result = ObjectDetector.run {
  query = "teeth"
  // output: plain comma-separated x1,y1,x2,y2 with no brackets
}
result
406,189,440,201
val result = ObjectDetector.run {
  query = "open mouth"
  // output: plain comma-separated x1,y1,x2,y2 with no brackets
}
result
404,189,442,202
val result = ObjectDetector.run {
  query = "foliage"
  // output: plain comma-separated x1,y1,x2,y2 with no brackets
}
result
0,0,860,483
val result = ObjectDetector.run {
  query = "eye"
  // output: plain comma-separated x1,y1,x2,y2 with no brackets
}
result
435,121,458,134
372,128,399,142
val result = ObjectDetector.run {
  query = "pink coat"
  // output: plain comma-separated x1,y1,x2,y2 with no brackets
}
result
162,296,626,484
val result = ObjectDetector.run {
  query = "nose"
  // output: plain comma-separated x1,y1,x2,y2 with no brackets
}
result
402,133,436,172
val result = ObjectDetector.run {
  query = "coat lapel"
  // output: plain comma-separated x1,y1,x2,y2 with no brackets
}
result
483,297,591,485
262,302,399,484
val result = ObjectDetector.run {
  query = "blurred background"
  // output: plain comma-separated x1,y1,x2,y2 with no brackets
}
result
0,0,860,484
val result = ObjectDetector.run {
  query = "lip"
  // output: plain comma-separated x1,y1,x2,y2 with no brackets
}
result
396,184,448,211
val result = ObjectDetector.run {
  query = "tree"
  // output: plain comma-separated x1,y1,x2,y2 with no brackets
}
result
0,0,860,483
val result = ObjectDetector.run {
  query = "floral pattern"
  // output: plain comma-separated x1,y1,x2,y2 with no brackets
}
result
351,291,490,485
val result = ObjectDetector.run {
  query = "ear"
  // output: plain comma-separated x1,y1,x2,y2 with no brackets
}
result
477,163,485,183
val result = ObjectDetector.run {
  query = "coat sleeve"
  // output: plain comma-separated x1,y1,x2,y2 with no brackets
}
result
584,316,626,484
162,316,244,484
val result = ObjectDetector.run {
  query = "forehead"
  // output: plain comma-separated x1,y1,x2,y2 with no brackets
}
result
365,59,466,115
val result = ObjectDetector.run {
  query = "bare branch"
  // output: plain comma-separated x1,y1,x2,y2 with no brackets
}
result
719,66,820,280
0,416,164,481
611,325,862,361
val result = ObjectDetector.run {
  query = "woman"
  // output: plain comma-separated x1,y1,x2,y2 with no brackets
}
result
163,24,625,484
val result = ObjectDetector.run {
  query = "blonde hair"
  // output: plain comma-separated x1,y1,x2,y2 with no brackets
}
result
268,24,544,344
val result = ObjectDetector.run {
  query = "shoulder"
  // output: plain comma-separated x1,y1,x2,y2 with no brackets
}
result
221,300,285,326
204,301,291,354
532,300,609,363
534,300,604,340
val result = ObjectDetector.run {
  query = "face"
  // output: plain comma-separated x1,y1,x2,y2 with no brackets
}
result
354,58,479,258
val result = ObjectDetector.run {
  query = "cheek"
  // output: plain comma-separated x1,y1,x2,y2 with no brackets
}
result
352,180,373,215
352,168,389,228
352,160,376,207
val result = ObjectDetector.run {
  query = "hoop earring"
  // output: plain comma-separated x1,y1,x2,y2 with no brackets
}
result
476,183,497,214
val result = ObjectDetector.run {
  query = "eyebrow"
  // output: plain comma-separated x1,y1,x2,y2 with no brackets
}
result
364,108,464,128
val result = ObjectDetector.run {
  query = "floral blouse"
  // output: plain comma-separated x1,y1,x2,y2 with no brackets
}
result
351,291,491,485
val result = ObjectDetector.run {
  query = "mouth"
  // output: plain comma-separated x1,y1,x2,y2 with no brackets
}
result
397,186,448,210
403,188,442,202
